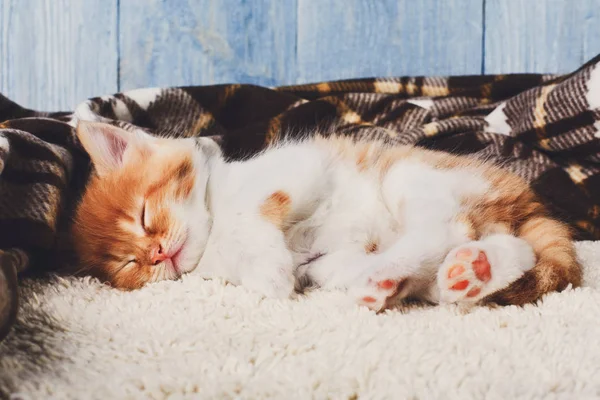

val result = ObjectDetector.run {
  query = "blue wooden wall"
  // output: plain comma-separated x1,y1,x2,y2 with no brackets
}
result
2,0,600,110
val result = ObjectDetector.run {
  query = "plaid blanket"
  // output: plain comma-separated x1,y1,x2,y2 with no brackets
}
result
2,54,600,341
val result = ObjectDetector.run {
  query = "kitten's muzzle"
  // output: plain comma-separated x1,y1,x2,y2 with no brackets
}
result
150,244,169,265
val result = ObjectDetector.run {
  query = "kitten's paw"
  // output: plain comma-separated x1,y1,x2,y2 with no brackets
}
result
349,277,407,312
438,238,535,304
198,238,295,299
438,247,490,303
240,249,295,299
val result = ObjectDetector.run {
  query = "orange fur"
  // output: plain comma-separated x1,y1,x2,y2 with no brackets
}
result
260,191,292,228
364,240,379,254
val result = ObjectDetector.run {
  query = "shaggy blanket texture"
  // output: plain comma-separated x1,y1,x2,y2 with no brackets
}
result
1,241,599,399
4,54,600,338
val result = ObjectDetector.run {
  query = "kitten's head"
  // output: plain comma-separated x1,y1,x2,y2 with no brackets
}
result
72,121,219,289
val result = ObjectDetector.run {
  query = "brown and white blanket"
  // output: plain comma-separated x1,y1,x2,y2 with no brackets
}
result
2,54,600,340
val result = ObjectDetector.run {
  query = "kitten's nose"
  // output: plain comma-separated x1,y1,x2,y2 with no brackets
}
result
150,244,169,265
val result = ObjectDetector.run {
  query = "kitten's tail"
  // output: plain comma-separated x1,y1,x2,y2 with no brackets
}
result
486,215,582,305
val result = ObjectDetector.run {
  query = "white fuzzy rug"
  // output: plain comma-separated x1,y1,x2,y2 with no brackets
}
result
1,242,600,400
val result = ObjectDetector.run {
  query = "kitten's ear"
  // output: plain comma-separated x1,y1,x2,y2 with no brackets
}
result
76,121,151,176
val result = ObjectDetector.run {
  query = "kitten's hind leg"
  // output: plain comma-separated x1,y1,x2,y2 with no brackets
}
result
484,216,581,305
437,234,536,305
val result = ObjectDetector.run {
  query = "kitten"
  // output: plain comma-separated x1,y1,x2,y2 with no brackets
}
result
72,121,582,311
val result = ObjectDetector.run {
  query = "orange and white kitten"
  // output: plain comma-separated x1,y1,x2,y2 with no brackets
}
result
72,121,581,311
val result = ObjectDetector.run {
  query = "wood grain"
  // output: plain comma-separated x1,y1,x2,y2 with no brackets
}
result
0,0,118,111
485,0,600,74
118,0,297,91
296,0,484,83
3,0,600,108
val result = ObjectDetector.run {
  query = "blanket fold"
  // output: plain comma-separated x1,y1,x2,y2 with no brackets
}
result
2,54,600,340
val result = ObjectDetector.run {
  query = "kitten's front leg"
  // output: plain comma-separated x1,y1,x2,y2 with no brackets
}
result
301,245,431,311
301,248,419,311
196,216,295,299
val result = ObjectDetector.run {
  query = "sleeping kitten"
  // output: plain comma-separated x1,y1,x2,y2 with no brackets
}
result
72,121,582,311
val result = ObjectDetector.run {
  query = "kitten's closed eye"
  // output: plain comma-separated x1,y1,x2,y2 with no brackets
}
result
121,258,137,270
141,201,147,230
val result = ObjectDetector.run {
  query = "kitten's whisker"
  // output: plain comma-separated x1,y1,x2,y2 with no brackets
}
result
72,264,92,276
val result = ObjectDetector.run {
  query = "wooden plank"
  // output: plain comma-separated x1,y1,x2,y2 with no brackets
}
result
485,0,600,74
296,0,484,83
119,0,297,91
0,0,118,111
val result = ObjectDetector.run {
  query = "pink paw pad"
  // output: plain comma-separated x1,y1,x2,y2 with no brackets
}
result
447,264,465,279
355,278,406,311
455,248,473,260
450,279,469,290
377,279,396,290
472,252,491,282
441,247,493,302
